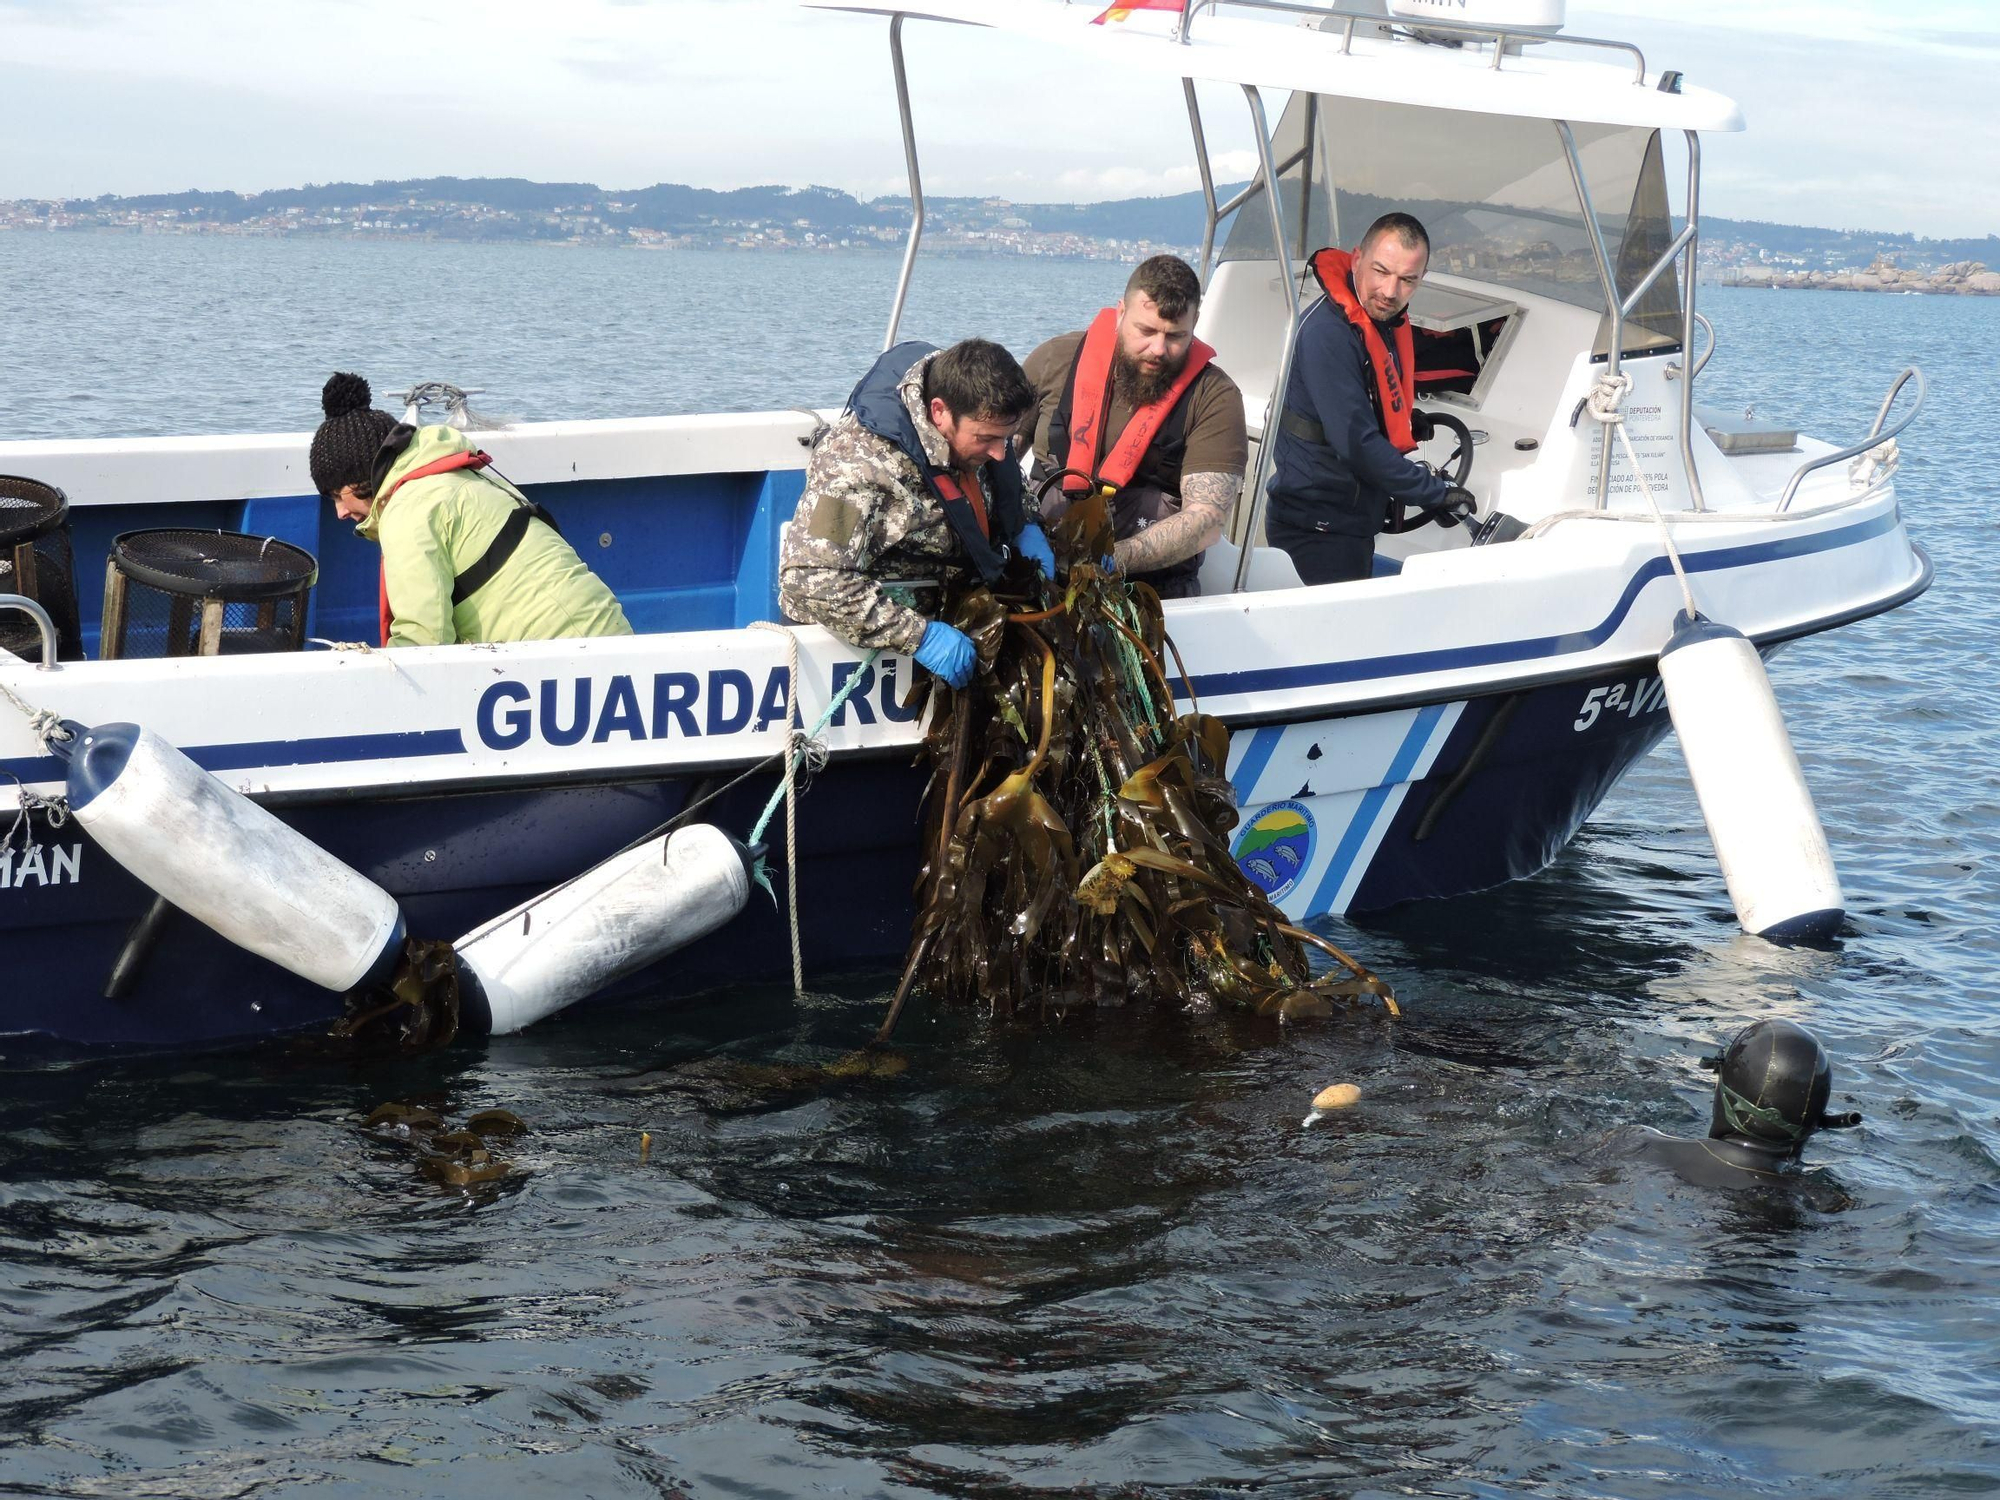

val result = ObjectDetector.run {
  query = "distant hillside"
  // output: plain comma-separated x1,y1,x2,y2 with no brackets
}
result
1702,216,2000,267
873,189,1243,243
32,177,1998,264
93,177,896,234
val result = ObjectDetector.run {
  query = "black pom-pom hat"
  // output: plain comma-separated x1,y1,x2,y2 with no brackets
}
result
309,371,401,500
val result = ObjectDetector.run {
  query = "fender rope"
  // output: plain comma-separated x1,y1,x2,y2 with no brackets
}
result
1587,371,1698,620
0,677,72,748
746,626,883,996
0,680,72,860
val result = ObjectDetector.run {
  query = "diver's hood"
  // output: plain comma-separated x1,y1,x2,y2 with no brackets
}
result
1702,1019,1861,1157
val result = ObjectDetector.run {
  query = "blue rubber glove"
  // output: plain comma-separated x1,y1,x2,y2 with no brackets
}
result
1016,523,1056,578
914,619,977,689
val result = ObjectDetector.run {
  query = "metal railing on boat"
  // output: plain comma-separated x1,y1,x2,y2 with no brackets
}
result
0,595,60,669
1778,367,1926,513
1520,367,1925,539
882,14,926,352
1168,0,1650,80
1688,312,1716,382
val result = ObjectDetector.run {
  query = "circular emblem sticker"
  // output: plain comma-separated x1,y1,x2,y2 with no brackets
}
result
1232,800,1315,900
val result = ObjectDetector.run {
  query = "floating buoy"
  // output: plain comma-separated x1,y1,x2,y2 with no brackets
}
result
55,722,405,991
453,823,755,1036
1656,614,1844,943
1301,1081,1361,1127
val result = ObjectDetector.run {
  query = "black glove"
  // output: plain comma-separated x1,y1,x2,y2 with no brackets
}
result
1384,485,1476,535
1410,408,1436,444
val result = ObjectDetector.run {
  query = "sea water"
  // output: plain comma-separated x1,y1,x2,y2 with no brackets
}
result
1,233,1997,1498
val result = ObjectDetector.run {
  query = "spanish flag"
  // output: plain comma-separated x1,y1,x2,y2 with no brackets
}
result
1092,0,1183,22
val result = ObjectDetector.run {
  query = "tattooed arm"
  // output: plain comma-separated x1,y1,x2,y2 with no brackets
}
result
1112,470,1242,575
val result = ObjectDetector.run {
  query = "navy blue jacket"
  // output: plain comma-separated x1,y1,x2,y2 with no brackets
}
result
1266,293,1450,539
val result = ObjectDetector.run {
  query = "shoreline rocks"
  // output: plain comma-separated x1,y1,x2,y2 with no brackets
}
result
1720,256,1999,294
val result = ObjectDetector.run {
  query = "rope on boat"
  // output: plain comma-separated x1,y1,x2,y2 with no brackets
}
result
1849,439,1899,491
749,620,809,995
1587,371,1699,619
0,682,72,860
790,407,833,449
746,624,881,996
0,677,71,749
0,766,67,861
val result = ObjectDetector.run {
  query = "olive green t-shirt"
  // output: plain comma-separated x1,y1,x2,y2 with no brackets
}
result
1018,328,1249,488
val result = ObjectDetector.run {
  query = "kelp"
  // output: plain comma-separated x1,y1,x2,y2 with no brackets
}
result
323,937,465,1054
880,491,1394,1038
362,1100,525,1189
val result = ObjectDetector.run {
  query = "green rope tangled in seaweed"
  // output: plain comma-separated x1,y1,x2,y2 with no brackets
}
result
878,492,1396,1040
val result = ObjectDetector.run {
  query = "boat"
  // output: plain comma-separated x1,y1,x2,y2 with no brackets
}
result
0,0,1930,1050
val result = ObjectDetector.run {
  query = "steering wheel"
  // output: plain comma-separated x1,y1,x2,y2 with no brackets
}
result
1418,409,1474,488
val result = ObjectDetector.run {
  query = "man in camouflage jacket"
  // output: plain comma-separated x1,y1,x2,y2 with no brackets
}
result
779,339,1053,681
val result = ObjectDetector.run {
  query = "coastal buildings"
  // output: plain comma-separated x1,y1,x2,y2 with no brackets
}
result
0,186,1196,265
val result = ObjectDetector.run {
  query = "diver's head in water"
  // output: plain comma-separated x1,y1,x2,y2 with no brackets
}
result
1703,1019,1861,1161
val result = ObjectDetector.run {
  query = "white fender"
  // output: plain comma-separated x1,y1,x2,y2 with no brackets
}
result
59,722,404,990
1657,615,1844,943
453,823,754,1035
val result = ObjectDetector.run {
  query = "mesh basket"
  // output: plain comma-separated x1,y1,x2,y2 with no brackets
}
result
102,529,318,660
0,476,83,663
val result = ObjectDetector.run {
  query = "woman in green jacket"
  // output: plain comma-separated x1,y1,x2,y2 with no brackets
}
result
308,372,632,647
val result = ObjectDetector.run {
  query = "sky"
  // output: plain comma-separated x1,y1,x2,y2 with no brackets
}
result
1,0,1995,237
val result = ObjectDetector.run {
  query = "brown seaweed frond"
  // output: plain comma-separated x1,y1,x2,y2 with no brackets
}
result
321,937,464,1054
882,491,1393,1035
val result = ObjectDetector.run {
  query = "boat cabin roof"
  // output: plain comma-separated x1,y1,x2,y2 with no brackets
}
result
808,0,1744,134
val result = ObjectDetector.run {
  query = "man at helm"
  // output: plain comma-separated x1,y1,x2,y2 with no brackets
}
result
1017,254,1248,598
1265,212,1474,585
779,338,1055,690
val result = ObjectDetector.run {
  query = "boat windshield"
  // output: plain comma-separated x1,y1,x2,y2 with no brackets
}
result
1221,95,1681,356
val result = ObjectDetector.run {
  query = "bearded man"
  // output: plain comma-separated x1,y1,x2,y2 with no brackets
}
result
1018,255,1247,599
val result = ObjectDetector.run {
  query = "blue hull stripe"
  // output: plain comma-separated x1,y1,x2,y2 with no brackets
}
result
0,514,1901,792
1305,702,1448,915
0,727,466,787
1229,724,1285,800
1187,510,1901,700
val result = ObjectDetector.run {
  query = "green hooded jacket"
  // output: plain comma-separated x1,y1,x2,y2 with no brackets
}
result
357,425,632,648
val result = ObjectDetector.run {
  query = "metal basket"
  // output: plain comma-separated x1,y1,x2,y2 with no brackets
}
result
0,476,83,663
101,529,318,660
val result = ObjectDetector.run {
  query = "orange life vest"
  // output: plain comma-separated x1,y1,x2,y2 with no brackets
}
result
929,469,988,539
1060,306,1215,493
1308,247,1418,454
373,449,494,646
